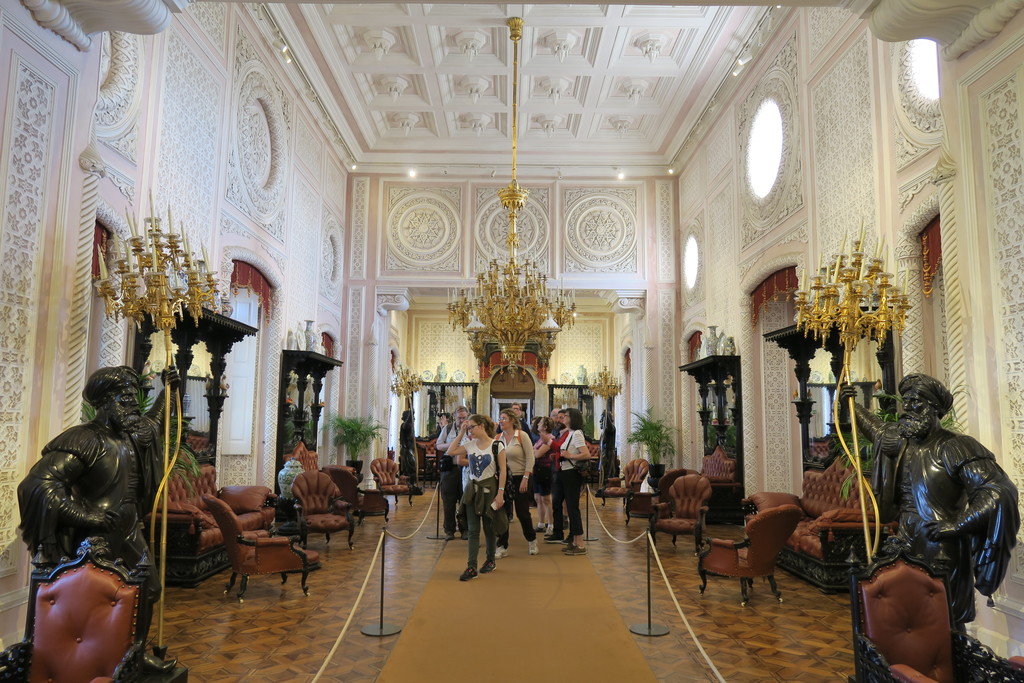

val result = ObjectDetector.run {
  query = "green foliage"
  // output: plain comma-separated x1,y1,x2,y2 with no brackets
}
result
331,415,385,461
627,408,677,465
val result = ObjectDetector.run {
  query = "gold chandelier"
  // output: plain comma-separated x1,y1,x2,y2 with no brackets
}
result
447,17,575,366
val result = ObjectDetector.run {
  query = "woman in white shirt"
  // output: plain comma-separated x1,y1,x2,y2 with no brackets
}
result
557,408,592,555
494,409,538,557
448,414,508,580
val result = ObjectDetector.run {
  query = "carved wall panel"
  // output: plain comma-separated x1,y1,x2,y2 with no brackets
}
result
811,34,877,257
762,301,794,493
740,35,803,248
345,286,365,415
321,210,343,303
708,184,738,334
659,289,678,446
95,32,141,162
350,177,368,279
155,30,221,252
188,1,227,53
385,186,461,273
474,186,549,273
562,187,638,273
680,163,703,216
808,7,851,61
294,118,322,178
553,320,605,382
219,214,286,274
0,62,54,575
226,30,290,241
413,319,475,381
324,159,345,214
656,180,675,283
982,73,1024,576
706,120,733,181
289,177,319,322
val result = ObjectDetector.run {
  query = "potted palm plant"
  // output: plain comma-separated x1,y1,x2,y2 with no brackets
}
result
627,408,677,487
331,415,384,478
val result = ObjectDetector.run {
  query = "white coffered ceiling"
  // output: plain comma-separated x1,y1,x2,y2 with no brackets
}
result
268,4,769,178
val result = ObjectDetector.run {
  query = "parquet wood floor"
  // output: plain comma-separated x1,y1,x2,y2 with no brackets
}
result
161,488,854,682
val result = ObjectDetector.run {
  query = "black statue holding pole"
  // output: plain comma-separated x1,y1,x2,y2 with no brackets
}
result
599,410,618,480
17,365,178,672
843,373,1019,625
399,409,417,485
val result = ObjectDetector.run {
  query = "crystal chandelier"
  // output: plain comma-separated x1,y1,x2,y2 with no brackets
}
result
448,17,575,366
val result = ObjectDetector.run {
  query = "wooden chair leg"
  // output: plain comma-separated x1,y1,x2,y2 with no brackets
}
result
698,567,708,595
767,573,782,602
739,577,750,607
281,572,288,584
237,575,249,601
224,572,238,595
301,569,310,596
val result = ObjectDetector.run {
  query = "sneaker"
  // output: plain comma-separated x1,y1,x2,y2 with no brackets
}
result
563,545,587,556
480,560,497,574
545,524,553,535
544,533,565,544
535,524,546,532
445,533,455,541
494,546,508,560
529,540,539,555
459,566,478,581
561,537,573,545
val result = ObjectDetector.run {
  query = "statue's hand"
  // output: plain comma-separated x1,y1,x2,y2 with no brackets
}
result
838,384,858,403
161,367,181,391
924,520,957,540
86,509,119,530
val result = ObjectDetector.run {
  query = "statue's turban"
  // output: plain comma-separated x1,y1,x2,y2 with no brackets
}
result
898,373,954,417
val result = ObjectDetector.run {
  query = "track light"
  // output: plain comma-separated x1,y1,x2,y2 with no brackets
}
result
273,38,292,64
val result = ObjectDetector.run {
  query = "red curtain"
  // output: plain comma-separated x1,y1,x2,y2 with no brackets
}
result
321,333,335,359
920,215,941,297
231,261,273,315
750,266,797,327
688,331,702,363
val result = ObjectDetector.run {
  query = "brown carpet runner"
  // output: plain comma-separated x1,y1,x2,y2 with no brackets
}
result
377,539,660,682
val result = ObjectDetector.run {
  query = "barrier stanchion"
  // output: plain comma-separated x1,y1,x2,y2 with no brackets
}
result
361,527,402,637
426,483,445,540
629,531,669,637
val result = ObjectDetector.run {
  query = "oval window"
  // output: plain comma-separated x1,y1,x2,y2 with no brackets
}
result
683,235,699,289
747,99,783,199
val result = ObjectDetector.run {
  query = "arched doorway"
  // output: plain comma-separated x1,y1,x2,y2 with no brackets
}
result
488,366,538,422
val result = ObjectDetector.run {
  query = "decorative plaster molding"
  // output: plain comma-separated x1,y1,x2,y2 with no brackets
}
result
22,0,177,51
866,0,1024,59
898,171,935,212
611,290,646,318
376,287,411,317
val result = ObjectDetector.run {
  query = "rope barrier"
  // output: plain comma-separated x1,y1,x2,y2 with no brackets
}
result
584,485,648,544
310,529,385,682
384,483,439,541
585,484,724,681
647,523,727,682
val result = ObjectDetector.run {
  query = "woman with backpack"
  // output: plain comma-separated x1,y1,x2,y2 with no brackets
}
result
448,414,508,581
555,408,592,555
494,408,538,558
532,417,555,536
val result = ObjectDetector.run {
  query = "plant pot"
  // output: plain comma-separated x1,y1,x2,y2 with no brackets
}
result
647,462,667,491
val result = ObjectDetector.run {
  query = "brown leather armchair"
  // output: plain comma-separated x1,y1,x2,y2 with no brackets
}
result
203,495,319,602
650,474,712,553
656,467,695,499
291,470,354,549
0,537,148,682
698,503,802,606
850,550,1020,683
370,457,413,507
322,465,364,523
596,458,648,506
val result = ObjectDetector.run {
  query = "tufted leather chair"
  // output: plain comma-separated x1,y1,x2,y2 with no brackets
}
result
849,550,1020,683
596,458,648,506
202,495,319,602
650,474,712,553
656,468,695,508
698,504,802,606
322,465,364,523
291,470,354,549
370,457,413,506
0,537,148,682
286,441,319,471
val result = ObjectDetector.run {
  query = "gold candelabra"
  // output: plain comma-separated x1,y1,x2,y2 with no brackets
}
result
793,235,910,559
391,364,423,407
94,199,218,656
447,17,575,366
588,366,622,402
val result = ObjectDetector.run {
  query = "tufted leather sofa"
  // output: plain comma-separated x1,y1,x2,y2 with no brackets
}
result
145,464,276,587
743,457,891,593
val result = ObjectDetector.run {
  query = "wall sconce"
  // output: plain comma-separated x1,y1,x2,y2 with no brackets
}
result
364,28,397,61
455,29,488,62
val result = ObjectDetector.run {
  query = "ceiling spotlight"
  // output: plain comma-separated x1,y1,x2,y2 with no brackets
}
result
408,168,417,178
490,168,497,178
364,29,397,62
455,29,488,62
272,38,292,64
616,168,625,180
442,167,448,175
349,161,358,171
736,50,753,67
668,168,675,174
557,168,563,180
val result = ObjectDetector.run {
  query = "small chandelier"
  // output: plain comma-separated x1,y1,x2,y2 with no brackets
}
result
448,17,575,366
